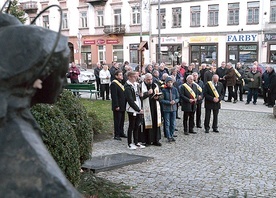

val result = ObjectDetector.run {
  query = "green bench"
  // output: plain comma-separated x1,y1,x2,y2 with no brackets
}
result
65,83,99,100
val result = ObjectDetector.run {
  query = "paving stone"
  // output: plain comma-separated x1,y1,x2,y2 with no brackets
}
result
91,103,276,197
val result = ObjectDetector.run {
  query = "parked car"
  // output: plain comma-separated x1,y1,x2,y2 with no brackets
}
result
78,67,95,83
67,66,95,83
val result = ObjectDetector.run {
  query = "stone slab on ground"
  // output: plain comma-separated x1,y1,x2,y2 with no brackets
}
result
82,153,154,173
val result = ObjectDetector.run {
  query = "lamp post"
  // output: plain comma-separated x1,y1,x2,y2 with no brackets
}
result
157,0,161,64
77,32,82,65
140,0,142,43
139,0,144,72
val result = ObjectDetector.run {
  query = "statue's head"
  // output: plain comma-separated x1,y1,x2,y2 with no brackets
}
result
0,13,69,106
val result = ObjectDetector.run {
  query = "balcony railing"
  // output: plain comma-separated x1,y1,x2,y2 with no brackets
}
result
85,0,108,6
21,1,38,14
103,25,126,35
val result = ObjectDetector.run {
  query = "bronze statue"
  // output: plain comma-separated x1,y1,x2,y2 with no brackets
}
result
0,10,82,198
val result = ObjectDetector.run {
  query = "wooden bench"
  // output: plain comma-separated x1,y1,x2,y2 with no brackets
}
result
65,83,99,100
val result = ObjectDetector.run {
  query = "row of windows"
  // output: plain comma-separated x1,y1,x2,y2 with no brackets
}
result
160,2,261,29
42,0,276,30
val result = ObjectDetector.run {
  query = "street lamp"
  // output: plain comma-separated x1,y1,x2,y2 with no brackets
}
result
140,0,142,43
157,0,161,64
77,32,82,65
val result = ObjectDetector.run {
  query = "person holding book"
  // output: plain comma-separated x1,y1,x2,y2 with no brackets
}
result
141,73,163,146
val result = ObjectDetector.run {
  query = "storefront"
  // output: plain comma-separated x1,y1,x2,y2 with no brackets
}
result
188,36,218,68
69,35,124,68
157,37,182,66
264,33,276,63
226,33,258,67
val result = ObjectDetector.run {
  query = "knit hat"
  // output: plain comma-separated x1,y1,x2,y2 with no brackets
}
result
165,76,173,83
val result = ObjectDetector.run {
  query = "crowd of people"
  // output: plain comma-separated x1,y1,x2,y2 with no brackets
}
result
90,60,276,149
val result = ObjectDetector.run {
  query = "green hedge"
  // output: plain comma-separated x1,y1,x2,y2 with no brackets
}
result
31,104,81,186
31,90,94,187
56,90,93,164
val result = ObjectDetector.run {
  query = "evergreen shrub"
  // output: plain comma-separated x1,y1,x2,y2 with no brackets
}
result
31,104,81,186
55,90,93,164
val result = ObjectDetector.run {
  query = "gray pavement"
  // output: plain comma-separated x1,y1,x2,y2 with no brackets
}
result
82,92,276,197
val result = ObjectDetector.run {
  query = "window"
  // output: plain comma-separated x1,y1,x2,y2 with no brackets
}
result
113,45,123,63
42,15,49,28
98,45,106,63
247,1,259,24
62,12,68,29
97,10,104,27
208,5,218,26
132,7,140,25
158,44,182,66
228,44,258,64
269,44,276,63
190,6,200,27
81,46,92,67
129,44,139,63
228,3,239,25
114,9,121,26
271,0,276,22
157,8,166,29
191,45,217,66
172,7,181,28
80,11,87,28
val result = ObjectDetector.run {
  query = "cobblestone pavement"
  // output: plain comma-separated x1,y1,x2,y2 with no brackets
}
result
91,99,276,198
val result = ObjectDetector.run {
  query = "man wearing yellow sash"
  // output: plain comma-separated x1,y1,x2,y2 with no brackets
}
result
110,70,127,141
203,74,224,133
234,62,245,102
179,75,198,135
192,72,204,128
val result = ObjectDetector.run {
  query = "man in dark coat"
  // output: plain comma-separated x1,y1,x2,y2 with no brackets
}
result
110,62,120,82
267,66,276,107
204,74,224,133
204,65,214,84
184,64,195,82
245,65,262,105
110,70,127,140
224,62,236,103
216,61,227,99
234,62,245,102
94,62,102,97
192,72,204,128
179,75,198,135
199,63,207,82
262,66,270,106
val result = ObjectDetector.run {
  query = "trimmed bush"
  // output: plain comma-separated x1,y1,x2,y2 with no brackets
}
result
55,90,93,164
31,104,81,186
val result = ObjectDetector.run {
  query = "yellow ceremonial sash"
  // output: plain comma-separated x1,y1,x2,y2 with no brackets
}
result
234,69,245,86
193,82,202,93
183,83,196,99
207,81,219,98
113,80,124,91
234,68,241,78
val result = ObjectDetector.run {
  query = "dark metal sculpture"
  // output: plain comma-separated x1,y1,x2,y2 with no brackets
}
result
0,1,82,197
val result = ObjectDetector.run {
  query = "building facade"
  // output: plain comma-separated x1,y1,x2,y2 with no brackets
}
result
9,0,276,68
150,0,276,69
